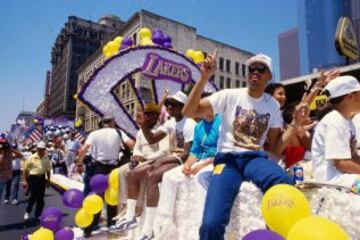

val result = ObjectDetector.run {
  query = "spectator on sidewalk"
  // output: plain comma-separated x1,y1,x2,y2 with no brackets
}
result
0,137,23,204
23,142,51,221
65,132,81,174
4,143,23,205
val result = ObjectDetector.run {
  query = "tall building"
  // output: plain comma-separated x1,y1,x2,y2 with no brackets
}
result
48,15,124,119
279,28,301,80
76,10,254,132
36,71,51,117
298,0,349,74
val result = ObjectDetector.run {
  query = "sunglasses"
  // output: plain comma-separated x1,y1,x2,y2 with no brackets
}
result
164,100,183,107
248,65,268,74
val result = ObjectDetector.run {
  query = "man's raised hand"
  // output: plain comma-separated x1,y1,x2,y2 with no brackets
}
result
200,49,218,80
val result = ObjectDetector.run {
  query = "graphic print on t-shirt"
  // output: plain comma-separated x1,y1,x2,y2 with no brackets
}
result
233,106,270,150
175,129,185,150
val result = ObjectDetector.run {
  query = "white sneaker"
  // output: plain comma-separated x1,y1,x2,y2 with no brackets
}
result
137,233,154,240
109,217,138,233
3,199,9,204
11,199,18,205
24,212,30,220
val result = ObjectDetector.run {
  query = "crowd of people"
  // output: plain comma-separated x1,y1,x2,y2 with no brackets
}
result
1,51,360,240
0,127,85,221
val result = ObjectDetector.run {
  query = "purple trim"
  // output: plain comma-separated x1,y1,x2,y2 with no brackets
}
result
151,79,159,104
78,45,216,138
109,72,140,132
128,76,144,108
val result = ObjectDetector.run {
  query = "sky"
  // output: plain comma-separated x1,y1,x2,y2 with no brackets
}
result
0,0,297,132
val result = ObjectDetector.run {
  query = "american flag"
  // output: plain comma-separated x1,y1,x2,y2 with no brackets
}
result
74,129,87,143
24,124,43,144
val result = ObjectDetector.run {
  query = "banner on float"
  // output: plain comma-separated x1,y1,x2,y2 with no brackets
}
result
44,117,74,128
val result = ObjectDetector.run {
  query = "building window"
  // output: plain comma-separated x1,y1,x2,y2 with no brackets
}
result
242,81,247,87
121,83,126,99
242,64,246,77
235,62,240,75
226,77,231,88
219,57,224,71
219,76,224,89
235,79,241,88
226,59,231,73
132,32,137,44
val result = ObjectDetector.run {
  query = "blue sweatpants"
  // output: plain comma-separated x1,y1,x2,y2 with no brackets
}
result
199,151,294,240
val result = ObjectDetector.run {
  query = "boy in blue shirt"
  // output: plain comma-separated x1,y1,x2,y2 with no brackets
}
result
156,109,221,236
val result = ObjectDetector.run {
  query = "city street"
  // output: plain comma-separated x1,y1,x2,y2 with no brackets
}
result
0,186,75,239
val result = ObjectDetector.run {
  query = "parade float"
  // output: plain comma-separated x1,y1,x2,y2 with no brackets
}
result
24,27,360,240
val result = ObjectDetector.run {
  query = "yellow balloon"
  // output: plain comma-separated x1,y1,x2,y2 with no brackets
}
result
29,227,54,240
75,119,82,127
109,168,119,189
185,49,195,59
261,184,311,237
139,27,152,39
75,208,94,228
114,36,123,45
140,37,154,46
193,51,205,64
105,187,118,206
102,44,109,56
287,216,349,240
107,41,119,56
83,194,104,215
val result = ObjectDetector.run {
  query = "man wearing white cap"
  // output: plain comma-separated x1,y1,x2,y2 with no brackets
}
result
23,141,51,220
110,91,196,240
183,51,310,240
312,75,360,189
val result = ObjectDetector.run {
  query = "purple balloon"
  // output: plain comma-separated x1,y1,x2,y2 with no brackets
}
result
243,229,284,240
153,28,163,35
22,234,30,240
152,33,163,45
55,227,74,240
62,188,84,209
163,42,172,49
90,174,108,194
121,37,133,49
40,207,63,231
163,35,172,44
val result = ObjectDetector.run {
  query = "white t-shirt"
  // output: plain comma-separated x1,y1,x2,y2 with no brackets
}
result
12,157,22,171
85,128,130,163
159,117,196,152
207,88,283,153
312,110,358,188
352,113,360,149
132,126,169,161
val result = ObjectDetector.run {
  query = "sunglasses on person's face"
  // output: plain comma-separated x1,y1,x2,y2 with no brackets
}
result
165,100,183,108
248,65,268,74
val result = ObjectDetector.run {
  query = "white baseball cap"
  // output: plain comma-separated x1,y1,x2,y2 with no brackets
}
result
245,53,273,74
37,141,46,149
324,75,360,99
167,91,188,105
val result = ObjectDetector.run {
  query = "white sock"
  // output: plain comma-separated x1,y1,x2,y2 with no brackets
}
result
143,207,157,236
125,199,137,220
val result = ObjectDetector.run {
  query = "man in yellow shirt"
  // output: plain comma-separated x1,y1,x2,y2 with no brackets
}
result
23,141,51,220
